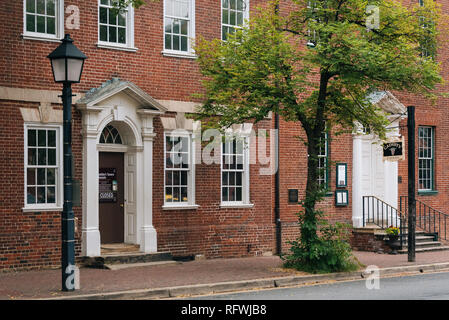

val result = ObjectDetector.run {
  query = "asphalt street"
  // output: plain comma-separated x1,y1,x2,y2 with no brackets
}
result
189,271,449,300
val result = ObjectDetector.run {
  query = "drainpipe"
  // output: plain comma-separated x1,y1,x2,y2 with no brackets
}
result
275,112,282,255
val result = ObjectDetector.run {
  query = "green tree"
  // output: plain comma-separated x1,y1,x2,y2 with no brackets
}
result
193,0,446,271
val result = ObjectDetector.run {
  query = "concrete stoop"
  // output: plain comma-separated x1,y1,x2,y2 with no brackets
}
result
80,252,174,269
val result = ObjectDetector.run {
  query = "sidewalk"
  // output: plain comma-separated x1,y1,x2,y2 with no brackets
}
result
1,250,449,300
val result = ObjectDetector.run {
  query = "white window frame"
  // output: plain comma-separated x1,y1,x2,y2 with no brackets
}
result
418,126,435,191
317,132,328,187
220,133,252,208
97,0,137,52
23,123,63,212
22,0,64,42
221,0,250,41
162,0,196,58
162,131,198,210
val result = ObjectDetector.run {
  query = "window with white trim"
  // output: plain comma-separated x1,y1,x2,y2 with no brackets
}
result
317,132,328,187
221,0,249,41
418,126,435,191
164,133,195,206
23,0,63,40
24,125,62,210
221,135,250,204
164,0,194,54
98,0,135,49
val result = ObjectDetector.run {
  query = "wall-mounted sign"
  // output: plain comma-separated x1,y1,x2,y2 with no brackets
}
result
288,189,298,203
99,168,117,203
336,163,347,188
383,136,405,161
335,190,349,206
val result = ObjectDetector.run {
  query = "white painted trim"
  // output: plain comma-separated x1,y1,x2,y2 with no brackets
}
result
162,204,199,210
97,0,135,50
22,0,64,41
22,206,63,212
23,123,63,212
221,0,250,40
163,0,196,55
220,203,254,209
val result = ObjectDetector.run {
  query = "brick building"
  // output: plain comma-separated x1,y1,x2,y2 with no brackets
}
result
0,0,448,270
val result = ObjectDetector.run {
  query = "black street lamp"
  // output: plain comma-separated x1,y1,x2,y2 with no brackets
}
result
48,34,87,291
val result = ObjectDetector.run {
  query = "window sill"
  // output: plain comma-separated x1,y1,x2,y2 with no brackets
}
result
161,50,197,59
21,34,62,43
96,43,138,52
220,203,254,209
22,206,63,213
162,204,199,210
418,190,438,196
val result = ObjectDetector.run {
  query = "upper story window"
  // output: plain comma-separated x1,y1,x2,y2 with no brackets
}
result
221,0,249,41
418,126,435,191
98,0,136,51
317,132,328,188
163,0,195,56
24,124,63,211
23,0,64,41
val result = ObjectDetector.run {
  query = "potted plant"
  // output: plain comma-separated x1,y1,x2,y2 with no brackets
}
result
385,226,401,254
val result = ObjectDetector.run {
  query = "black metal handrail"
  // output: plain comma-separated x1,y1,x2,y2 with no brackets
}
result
363,196,405,248
400,196,449,243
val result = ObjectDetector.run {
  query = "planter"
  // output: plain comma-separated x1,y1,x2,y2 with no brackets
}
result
386,235,401,254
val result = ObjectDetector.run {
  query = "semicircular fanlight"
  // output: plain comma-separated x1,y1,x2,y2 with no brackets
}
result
99,125,123,144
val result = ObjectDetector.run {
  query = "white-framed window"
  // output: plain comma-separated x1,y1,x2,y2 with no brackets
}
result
418,126,435,191
23,0,64,41
221,0,249,41
221,134,251,206
163,0,195,57
306,0,319,47
98,0,136,51
317,132,328,187
163,132,197,208
24,124,63,211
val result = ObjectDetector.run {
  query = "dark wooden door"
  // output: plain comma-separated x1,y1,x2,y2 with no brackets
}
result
99,152,124,244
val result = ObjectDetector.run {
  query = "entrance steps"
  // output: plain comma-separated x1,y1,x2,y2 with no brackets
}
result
397,231,449,254
80,243,174,269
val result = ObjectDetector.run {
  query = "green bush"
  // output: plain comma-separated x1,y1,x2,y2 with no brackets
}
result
282,220,361,274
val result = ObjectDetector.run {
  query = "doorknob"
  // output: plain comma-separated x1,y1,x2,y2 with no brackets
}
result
120,203,124,208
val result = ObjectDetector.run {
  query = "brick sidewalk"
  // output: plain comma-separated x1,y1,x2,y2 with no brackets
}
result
1,250,449,300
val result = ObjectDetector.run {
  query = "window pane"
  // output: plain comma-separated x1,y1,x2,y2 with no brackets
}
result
173,171,180,185
38,148,47,165
37,187,46,203
47,0,56,16
165,34,172,50
37,168,46,185
222,26,228,41
237,0,244,10
47,186,56,203
47,168,55,185
222,9,228,24
26,14,35,32
109,26,117,42
47,17,55,34
229,172,235,185
101,0,109,5
28,129,37,146
230,10,236,26
27,187,36,204
173,187,180,202
181,171,188,185
109,9,117,25
118,12,126,26
118,27,126,44
27,168,36,185
236,172,242,186
37,0,45,14
173,35,180,50
165,171,172,186
100,7,108,24
180,2,189,18
181,187,188,202
180,20,188,35
236,187,242,201
229,187,235,201
230,0,236,10
165,187,173,202
181,36,187,51
173,20,180,34
223,0,229,9
47,130,56,147
28,148,36,165
26,0,35,13
38,130,46,146
237,12,243,25
100,25,108,41
37,15,45,33
222,187,228,201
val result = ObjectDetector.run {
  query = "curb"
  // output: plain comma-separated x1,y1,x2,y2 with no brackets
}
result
41,262,449,300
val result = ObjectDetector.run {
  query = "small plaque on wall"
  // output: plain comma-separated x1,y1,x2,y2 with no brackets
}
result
288,189,298,203
336,163,347,188
335,190,349,206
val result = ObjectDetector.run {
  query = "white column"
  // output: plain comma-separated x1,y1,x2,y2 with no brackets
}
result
352,135,364,228
81,132,101,256
139,114,157,253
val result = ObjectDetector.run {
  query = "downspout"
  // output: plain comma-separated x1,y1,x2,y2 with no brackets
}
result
275,112,282,255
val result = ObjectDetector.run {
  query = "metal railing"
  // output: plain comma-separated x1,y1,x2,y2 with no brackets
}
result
363,196,406,248
400,196,449,243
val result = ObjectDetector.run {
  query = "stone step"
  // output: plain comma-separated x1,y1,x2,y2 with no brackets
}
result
401,235,437,243
401,241,442,248
80,251,173,268
398,246,449,254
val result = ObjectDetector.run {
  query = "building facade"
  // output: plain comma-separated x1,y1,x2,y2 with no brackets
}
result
0,0,448,270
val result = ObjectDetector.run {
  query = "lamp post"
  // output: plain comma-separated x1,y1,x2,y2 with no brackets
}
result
48,34,87,291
